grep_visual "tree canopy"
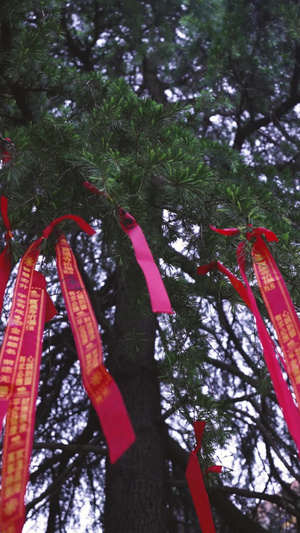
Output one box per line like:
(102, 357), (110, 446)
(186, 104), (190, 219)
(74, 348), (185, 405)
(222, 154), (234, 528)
(1, 0), (300, 531)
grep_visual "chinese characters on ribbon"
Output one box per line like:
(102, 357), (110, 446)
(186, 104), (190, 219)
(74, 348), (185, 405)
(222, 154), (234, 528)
(198, 226), (300, 456)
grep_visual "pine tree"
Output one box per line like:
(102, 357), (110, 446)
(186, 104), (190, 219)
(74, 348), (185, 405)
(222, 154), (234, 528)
(0, 1), (300, 531)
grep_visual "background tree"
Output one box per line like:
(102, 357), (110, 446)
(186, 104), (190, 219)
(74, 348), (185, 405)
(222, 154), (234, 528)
(1, 0), (300, 531)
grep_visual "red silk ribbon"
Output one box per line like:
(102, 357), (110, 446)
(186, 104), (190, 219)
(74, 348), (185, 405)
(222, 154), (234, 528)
(0, 212), (135, 531)
(186, 421), (221, 533)
(0, 214), (95, 531)
(83, 181), (172, 313)
(119, 208), (172, 313)
(205, 465), (223, 474)
(0, 212), (95, 431)
(198, 226), (300, 455)
(0, 272), (56, 533)
(0, 214), (91, 424)
(251, 234), (300, 408)
(197, 261), (251, 308)
(83, 180), (107, 197)
(55, 233), (135, 463)
(2, 138), (12, 165)
(0, 196), (13, 311)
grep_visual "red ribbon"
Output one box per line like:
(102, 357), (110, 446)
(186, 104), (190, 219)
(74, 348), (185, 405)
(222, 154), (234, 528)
(2, 138), (12, 165)
(0, 196), (13, 311)
(83, 180), (106, 197)
(55, 233), (135, 463)
(199, 226), (300, 455)
(0, 211), (135, 530)
(0, 215), (94, 531)
(205, 465), (223, 474)
(0, 214), (93, 429)
(83, 181), (172, 313)
(119, 208), (172, 313)
(0, 272), (56, 533)
(197, 261), (251, 308)
(251, 234), (300, 407)
(186, 421), (221, 533)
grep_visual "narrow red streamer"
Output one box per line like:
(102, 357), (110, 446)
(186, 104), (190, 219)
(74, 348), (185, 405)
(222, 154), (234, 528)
(0, 196), (13, 311)
(186, 421), (221, 533)
(0, 272), (56, 533)
(83, 180), (172, 313)
(83, 180), (106, 197)
(197, 261), (251, 308)
(55, 233), (135, 462)
(119, 209), (172, 313)
(205, 465), (223, 474)
(1, 138), (12, 165)
(199, 226), (300, 455)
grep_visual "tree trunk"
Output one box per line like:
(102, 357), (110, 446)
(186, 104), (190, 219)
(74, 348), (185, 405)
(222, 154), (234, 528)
(104, 277), (167, 533)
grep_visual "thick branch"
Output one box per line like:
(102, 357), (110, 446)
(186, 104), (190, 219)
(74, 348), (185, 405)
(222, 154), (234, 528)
(233, 47), (300, 150)
(33, 442), (106, 455)
(60, 7), (95, 71)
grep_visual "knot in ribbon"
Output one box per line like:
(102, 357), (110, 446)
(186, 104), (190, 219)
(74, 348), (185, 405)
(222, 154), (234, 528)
(119, 209), (137, 230)
(210, 224), (278, 242)
(83, 181), (172, 314)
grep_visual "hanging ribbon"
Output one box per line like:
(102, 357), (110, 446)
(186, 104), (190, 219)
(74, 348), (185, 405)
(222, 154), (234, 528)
(0, 214), (94, 430)
(197, 261), (251, 308)
(0, 212), (136, 531)
(0, 212), (135, 531)
(1, 138), (12, 165)
(119, 208), (172, 313)
(186, 421), (222, 533)
(83, 180), (172, 313)
(0, 272), (56, 533)
(0, 215), (94, 532)
(198, 226), (300, 455)
(55, 233), (135, 463)
(251, 232), (300, 406)
(0, 196), (13, 311)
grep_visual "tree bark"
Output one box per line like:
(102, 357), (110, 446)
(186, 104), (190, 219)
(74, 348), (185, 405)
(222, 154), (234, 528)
(104, 276), (167, 532)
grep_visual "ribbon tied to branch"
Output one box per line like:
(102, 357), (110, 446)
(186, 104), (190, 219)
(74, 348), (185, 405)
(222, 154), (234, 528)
(83, 180), (172, 314)
(198, 225), (300, 456)
(0, 213), (135, 532)
(186, 421), (222, 533)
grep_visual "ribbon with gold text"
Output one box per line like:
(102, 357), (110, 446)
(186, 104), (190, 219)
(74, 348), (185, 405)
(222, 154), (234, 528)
(186, 421), (222, 533)
(0, 215), (93, 532)
(55, 233), (135, 463)
(83, 180), (172, 313)
(0, 271), (56, 533)
(0, 214), (94, 432)
(251, 230), (300, 408)
(198, 226), (300, 455)
(0, 196), (13, 311)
